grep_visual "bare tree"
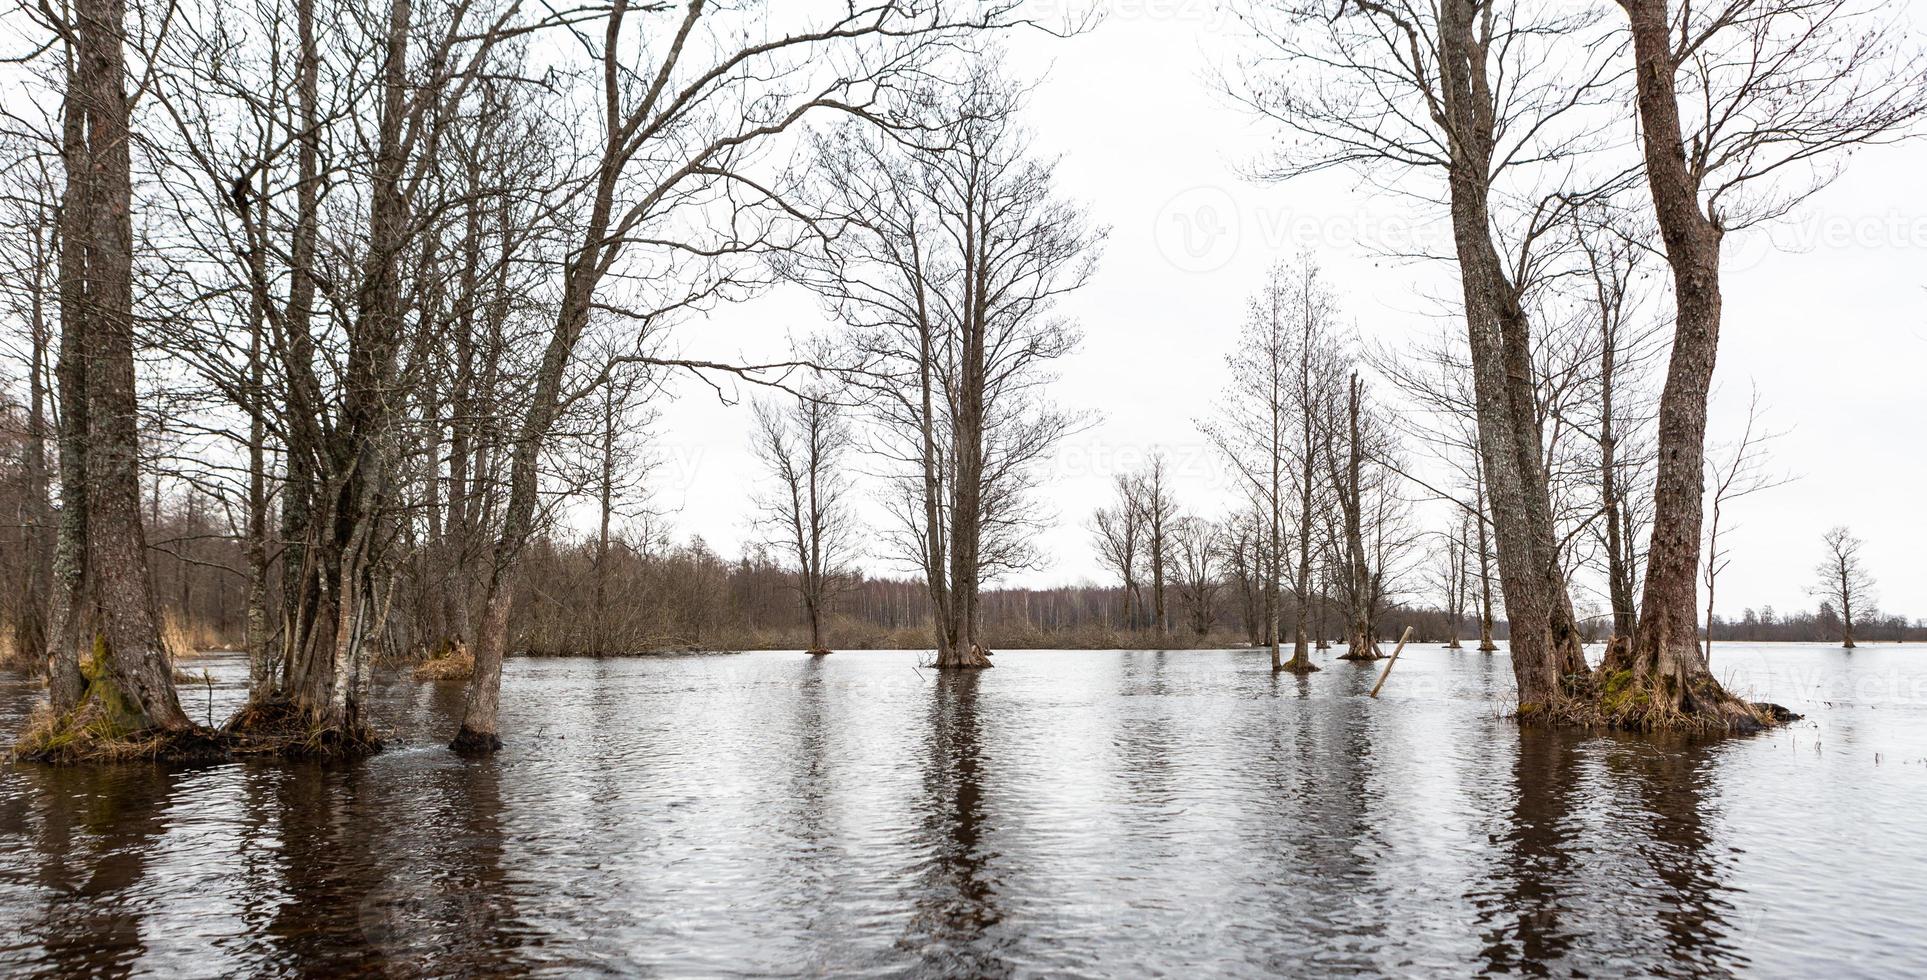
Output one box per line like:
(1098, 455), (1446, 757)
(1616, 0), (1926, 724)
(1201, 259), (1339, 673)
(1169, 515), (1223, 637)
(1566, 208), (1667, 654)
(1433, 524), (1468, 649)
(785, 58), (1100, 671)
(1130, 454), (1177, 634)
(1813, 526), (1875, 648)
(751, 390), (860, 655)
(1090, 476), (1145, 629)
(1327, 373), (1379, 660)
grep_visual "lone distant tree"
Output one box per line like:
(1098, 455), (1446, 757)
(1091, 476), (1146, 629)
(1813, 527), (1875, 649)
(1170, 515), (1224, 637)
(1130, 455), (1178, 634)
(752, 391), (860, 655)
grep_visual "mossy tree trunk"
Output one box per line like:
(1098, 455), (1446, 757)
(70, 0), (192, 732)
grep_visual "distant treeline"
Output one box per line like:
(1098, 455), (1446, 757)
(511, 533), (1481, 653)
(4, 467), (1909, 658)
(1708, 607), (1917, 645)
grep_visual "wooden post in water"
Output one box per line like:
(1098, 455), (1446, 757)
(1369, 627), (1415, 699)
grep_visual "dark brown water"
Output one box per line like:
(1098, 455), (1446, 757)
(3, 644), (1925, 977)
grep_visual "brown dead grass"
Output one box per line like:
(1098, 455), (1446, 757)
(161, 610), (223, 660)
(412, 642), (475, 682)
(12, 668), (229, 764)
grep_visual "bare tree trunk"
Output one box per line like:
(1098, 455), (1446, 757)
(1446, 521), (1467, 649)
(1266, 392), (1282, 671)
(275, 0), (324, 706)
(1617, 0), (1761, 728)
(245, 216), (272, 704)
(43, 82), (89, 711)
(73, 0), (192, 731)
(1437, 0), (1586, 711)
(453, 267), (585, 749)
(1338, 374), (1376, 660)
(938, 257), (992, 669)
(1287, 470), (1316, 670)
(916, 304), (954, 664)
(1599, 344), (1636, 647)
(1474, 478), (1498, 652)
(17, 236), (53, 667)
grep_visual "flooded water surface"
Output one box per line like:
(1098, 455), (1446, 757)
(4, 644), (1926, 977)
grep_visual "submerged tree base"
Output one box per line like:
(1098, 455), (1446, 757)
(1515, 669), (1801, 735)
(806, 648), (833, 656)
(224, 699), (385, 759)
(934, 644), (994, 669)
(450, 725), (503, 754)
(12, 699), (229, 765)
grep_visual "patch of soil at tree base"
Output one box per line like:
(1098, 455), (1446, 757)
(225, 700), (384, 759)
(806, 648), (833, 656)
(1335, 652), (1384, 661)
(1276, 659), (1321, 673)
(1516, 681), (1796, 736)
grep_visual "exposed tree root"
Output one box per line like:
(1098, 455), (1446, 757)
(934, 644), (994, 669)
(1276, 655), (1320, 673)
(224, 699), (384, 759)
(1513, 668), (1800, 735)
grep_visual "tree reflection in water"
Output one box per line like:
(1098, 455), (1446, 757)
(904, 670), (1008, 976)
(1473, 730), (1741, 977)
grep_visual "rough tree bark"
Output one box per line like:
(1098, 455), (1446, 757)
(1336, 374), (1377, 660)
(71, 0), (194, 732)
(43, 66), (91, 713)
(1614, 0), (1765, 729)
(1437, 0), (1588, 712)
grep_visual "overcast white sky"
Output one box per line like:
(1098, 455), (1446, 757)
(639, 3), (1927, 621)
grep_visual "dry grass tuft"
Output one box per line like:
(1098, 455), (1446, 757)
(412, 641), (475, 682)
(11, 701), (169, 763)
